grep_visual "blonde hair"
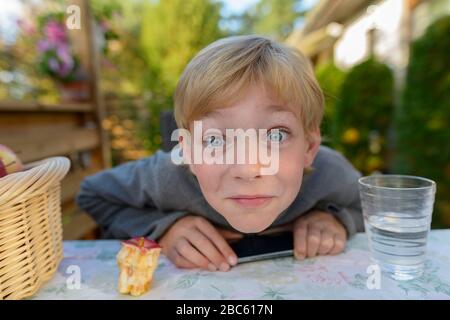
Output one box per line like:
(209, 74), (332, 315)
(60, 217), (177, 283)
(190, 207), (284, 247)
(174, 35), (324, 136)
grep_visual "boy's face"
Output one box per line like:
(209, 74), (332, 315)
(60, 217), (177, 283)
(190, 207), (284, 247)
(182, 83), (320, 233)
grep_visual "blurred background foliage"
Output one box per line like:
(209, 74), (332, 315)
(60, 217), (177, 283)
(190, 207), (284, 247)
(0, 0), (449, 227)
(88, 0), (304, 157)
(139, 0), (224, 155)
(394, 16), (450, 228)
(225, 0), (307, 40)
(0, 0), (305, 153)
(315, 62), (346, 147)
(333, 58), (394, 175)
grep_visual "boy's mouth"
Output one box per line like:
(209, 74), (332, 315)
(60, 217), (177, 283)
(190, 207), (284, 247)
(227, 195), (275, 208)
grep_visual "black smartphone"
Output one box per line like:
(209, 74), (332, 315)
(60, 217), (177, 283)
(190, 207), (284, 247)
(229, 231), (294, 264)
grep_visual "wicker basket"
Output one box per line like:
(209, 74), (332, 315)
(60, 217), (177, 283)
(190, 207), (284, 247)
(0, 156), (70, 300)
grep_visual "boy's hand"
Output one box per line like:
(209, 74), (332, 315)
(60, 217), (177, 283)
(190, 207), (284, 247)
(159, 215), (243, 272)
(292, 210), (347, 260)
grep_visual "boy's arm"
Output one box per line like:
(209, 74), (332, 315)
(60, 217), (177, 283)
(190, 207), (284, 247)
(312, 179), (364, 238)
(76, 154), (190, 240)
(308, 147), (365, 238)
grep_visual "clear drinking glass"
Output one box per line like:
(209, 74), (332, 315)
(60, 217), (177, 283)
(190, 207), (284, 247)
(358, 175), (436, 281)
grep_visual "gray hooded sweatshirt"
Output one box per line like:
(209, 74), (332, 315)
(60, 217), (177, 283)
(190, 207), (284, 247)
(76, 145), (364, 240)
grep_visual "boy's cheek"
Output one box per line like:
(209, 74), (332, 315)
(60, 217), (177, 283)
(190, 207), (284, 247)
(190, 163), (215, 178)
(191, 164), (224, 194)
(278, 153), (304, 184)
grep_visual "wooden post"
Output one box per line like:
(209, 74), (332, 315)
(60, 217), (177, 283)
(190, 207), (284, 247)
(366, 27), (377, 58)
(69, 0), (111, 169)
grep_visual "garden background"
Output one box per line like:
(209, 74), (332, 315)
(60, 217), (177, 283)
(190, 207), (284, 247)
(0, 0), (449, 238)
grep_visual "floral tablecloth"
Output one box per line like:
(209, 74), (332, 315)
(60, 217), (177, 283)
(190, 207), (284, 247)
(30, 231), (450, 300)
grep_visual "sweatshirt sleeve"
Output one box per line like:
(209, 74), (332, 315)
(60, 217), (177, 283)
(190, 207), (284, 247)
(313, 180), (364, 238)
(75, 152), (191, 240)
(310, 147), (365, 238)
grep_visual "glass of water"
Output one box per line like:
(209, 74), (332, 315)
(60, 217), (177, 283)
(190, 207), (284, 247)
(358, 175), (436, 281)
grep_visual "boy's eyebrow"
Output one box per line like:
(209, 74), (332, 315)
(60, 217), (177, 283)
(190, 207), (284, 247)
(265, 104), (289, 112)
(204, 104), (290, 119)
(203, 109), (224, 118)
(266, 105), (298, 121)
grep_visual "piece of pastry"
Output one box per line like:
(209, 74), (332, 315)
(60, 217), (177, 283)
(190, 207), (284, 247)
(116, 237), (161, 296)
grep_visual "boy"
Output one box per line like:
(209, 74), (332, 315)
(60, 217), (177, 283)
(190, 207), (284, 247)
(76, 35), (364, 273)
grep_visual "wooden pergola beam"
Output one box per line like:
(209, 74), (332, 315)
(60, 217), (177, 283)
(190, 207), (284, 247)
(286, 0), (382, 57)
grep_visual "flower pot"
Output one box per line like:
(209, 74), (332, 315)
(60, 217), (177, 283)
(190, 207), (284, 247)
(58, 81), (90, 102)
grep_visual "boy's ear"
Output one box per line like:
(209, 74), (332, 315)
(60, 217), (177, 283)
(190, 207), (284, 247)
(304, 127), (321, 168)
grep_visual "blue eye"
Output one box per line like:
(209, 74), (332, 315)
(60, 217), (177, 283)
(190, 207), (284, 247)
(267, 129), (289, 143)
(203, 135), (224, 148)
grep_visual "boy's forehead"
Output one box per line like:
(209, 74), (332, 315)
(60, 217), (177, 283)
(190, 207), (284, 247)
(189, 82), (302, 129)
(204, 103), (294, 119)
(195, 103), (299, 132)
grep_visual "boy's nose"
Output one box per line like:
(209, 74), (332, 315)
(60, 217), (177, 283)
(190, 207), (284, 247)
(230, 163), (262, 181)
(229, 137), (269, 180)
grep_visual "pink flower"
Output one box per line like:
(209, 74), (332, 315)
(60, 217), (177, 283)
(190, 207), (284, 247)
(38, 17), (79, 80)
(56, 45), (72, 64)
(37, 39), (53, 53)
(58, 61), (72, 77)
(48, 58), (59, 73)
(17, 18), (36, 35)
(44, 20), (66, 44)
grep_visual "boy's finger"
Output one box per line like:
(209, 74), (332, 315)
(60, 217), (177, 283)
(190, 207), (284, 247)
(168, 249), (197, 269)
(318, 230), (334, 255)
(329, 234), (346, 255)
(195, 219), (238, 267)
(176, 238), (212, 270)
(189, 228), (228, 270)
(293, 222), (307, 260)
(306, 227), (321, 258)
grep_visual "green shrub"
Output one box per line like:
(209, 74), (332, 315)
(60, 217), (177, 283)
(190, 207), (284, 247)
(315, 62), (346, 147)
(394, 16), (450, 228)
(333, 58), (394, 174)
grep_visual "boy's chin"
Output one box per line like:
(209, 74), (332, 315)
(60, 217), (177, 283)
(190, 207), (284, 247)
(226, 216), (275, 234)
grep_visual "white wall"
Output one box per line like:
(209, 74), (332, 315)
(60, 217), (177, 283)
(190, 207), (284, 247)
(333, 0), (450, 71)
(334, 0), (404, 70)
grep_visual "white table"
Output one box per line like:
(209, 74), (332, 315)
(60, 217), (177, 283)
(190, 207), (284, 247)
(30, 231), (450, 300)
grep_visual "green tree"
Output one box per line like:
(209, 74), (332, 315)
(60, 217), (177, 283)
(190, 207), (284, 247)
(139, 0), (224, 152)
(394, 16), (450, 228)
(140, 0), (224, 95)
(333, 58), (394, 174)
(227, 0), (305, 41)
(92, 0), (149, 97)
(315, 62), (346, 147)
